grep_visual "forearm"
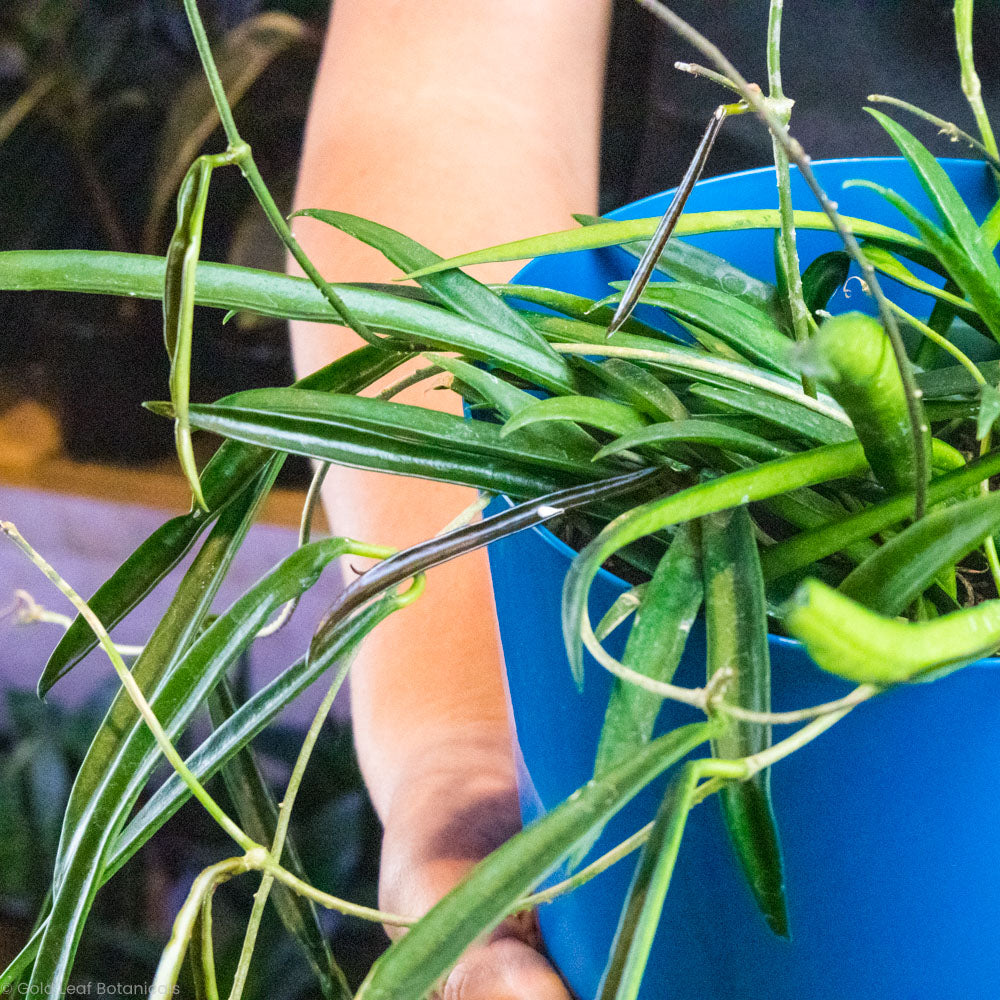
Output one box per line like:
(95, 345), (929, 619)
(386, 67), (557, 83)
(289, 0), (610, 848)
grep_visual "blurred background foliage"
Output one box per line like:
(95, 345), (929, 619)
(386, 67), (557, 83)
(0, 0), (329, 468)
(0, 2), (385, 989)
(0, 675), (384, 994)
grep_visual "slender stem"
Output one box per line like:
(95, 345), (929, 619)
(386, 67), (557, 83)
(180, 0), (375, 344)
(550, 343), (848, 422)
(377, 363), (445, 401)
(254, 461), (329, 639)
(888, 301), (985, 384)
(1, 523), (259, 854)
(867, 94), (1000, 170)
(152, 858), (246, 999)
(766, 0), (816, 397)
(264, 863), (414, 926)
(637, 0), (929, 519)
(182, 0), (241, 146)
(673, 62), (742, 96)
(714, 683), (878, 725)
(954, 0), (999, 161)
(743, 704), (850, 775)
(514, 822), (655, 910)
(200, 892), (220, 1000)
(227, 875), (272, 1000)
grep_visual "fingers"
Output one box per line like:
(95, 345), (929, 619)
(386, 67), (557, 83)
(440, 936), (572, 1000)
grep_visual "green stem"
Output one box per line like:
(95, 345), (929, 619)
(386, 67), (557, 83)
(637, 0), (929, 519)
(200, 891), (220, 1000)
(227, 875), (273, 1000)
(867, 93), (1000, 170)
(0, 522), (259, 854)
(180, 0), (375, 345)
(673, 61), (742, 95)
(766, 0), (816, 398)
(954, 0), (999, 161)
(152, 857), (247, 999)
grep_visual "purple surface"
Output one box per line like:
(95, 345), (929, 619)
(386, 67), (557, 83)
(0, 485), (348, 727)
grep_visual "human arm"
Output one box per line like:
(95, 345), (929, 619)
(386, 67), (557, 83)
(288, 3), (611, 996)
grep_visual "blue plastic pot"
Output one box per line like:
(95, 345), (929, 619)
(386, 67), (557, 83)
(486, 159), (1000, 999)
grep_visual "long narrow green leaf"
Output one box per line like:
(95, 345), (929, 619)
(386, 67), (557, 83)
(688, 385), (854, 445)
(866, 110), (990, 255)
(594, 420), (788, 464)
(429, 354), (599, 460)
(493, 283), (663, 338)
(33, 463), (281, 994)
(583, 359), (689, 422)
(17, 595), (410, 982)
(399, 211), (923, 279)
(154, 388), (622, 498)
(0, 249), (571, 393)
(562, 442), (870, 681)
(785, 579), (1000, 684)
(355, 722), (719, 1000)
(862, 244), (982, 322)
(42, 345), (404, 691)
(702, 506), (786, 937)
(575, 523), (703, 869)
(207, 680), (350, 1000)
(606, 282), (797, 377)
(847, 179), (1000, 342)
(916, 359), (1000, 398)
(293, 209), (569, 379)
(574, 212), (780, 317)
(762, 448), (1000, 581)
(109, 598), (402, 880)
(839, 490), (1000, 615)
(597, 764), (700, 1000)
(501, 395), (648, 440)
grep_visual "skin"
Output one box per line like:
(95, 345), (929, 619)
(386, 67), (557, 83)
(289, 2), (612, 997)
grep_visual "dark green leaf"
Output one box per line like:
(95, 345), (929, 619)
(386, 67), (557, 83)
(605, 282), (796, 377)
(688, 385), (854, 446)
(575, 523), (703, 868)
(597, 764), (700, 1000)
(702, 507), (786, 937)
(355, 722), (719, 1000)
(292, 210), (572, 392)
(801, 251), (850, 315)
(839, 490), (1000, 616)
(501, 395), (648, 440)
(208, 679), (350, 1000)
(977, 384), (1000, 439)
(594, 420), (788, 465)
(42, 345), (404, 691)
(158, 388), (620, 498)
(33, 463), (281, 995)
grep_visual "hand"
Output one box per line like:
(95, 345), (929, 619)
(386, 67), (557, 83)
(377, 733), (572, 1000)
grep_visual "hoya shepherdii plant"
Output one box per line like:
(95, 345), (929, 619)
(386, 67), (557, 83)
(3, 0), (1000, 998)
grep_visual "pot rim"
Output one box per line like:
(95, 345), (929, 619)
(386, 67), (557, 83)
(509, 153), (1000, 670)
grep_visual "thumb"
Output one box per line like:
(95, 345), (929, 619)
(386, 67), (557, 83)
(440, 935), (572, 1000)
